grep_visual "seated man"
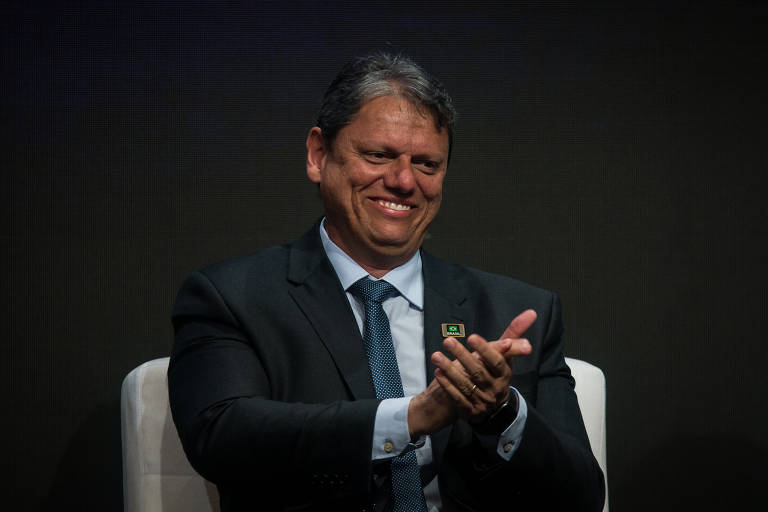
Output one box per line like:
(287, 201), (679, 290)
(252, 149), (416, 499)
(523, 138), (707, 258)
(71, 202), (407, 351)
(168, 52), (605, 511)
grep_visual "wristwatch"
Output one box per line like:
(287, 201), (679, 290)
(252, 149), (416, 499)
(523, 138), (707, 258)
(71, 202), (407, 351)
(473, 392), (519, 435)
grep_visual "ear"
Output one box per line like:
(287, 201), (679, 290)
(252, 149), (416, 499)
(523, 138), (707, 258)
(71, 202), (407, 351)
(306, 127), (327, 184)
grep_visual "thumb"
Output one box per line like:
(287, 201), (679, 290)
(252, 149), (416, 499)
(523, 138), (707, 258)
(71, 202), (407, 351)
(499, 309), (537, 340)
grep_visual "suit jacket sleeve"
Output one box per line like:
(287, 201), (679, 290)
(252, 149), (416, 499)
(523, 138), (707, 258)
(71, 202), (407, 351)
(168, 263), (380, 508)
(436, 281), (605, 511)
(507, 292), (605, 509)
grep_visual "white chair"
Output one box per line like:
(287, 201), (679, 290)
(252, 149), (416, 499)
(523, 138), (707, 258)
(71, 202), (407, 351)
(121, 357), (607, 512)
(565, 357), (609, 511)
(121, 358), (220, 512)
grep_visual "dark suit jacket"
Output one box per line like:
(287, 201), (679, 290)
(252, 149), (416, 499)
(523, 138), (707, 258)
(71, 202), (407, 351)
(168, 223), (605, 511)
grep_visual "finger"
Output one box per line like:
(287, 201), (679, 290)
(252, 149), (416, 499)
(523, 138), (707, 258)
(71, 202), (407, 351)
(433, 369), (474, 409)
(443, 336), (493, 387)
(487, 338), (532, 361)
(464, 338), (515, 405)
(483, 338), (511, 355)
(499, 309), (537, 340)
(500, 338), (533, 365)
(468, 335), (512, 378)
(434, 369), (495, 419)
(435, 368), (494, 414)
(431, 352), (494, 402)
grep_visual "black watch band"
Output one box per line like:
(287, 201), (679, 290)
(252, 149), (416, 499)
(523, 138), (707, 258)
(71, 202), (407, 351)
(473, 393), (519, 435)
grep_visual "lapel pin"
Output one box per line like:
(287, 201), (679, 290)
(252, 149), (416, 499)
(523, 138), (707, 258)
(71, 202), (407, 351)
(441, 323), (465, 338)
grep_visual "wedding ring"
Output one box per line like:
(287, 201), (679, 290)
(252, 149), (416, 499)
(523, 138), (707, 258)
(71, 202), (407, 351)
(469, 384), (478, 397)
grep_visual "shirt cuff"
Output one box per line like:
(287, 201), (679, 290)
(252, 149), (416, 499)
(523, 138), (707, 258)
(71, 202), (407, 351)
(371, 397), (415, 460)
(496, 387), (528, 460)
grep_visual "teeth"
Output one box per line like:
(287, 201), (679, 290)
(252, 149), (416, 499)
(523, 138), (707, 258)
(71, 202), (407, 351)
(378, 200), (412, 211)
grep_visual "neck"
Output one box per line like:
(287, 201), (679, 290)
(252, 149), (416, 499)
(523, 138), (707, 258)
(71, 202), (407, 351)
(348, 246), (415, 279)
(323, 222), (419, 279)
(360, 262), (396, 279)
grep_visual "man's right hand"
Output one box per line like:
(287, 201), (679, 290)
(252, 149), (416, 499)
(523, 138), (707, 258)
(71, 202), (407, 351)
(407, 376), (457, 438)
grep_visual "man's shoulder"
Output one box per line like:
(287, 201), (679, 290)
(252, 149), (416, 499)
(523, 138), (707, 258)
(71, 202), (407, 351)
(179, 245), (292, 303)
(198, 244), (290, 281)
(195, 224), (322, 287)
(465, 265), (551, 299)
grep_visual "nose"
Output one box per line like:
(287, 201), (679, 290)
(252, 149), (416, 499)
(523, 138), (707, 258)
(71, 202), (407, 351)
(383, 155), (416, 193)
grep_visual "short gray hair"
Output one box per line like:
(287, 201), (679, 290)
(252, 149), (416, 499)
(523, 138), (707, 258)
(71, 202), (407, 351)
(316, 53), (456, 159)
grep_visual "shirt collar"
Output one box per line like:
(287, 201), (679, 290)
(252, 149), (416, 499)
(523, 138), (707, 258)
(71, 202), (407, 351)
(319, 218), (424, 310)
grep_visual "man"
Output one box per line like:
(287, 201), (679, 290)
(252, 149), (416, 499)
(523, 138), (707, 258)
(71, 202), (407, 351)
(169, 53), (605, 511)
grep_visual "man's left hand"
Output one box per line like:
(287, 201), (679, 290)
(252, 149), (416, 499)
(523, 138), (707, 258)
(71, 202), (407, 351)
(431, 335), (527, 423)
(430, 310), (535, 423)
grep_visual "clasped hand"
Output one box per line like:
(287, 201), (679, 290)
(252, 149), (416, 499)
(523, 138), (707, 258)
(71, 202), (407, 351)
(408, 310), (536, 438)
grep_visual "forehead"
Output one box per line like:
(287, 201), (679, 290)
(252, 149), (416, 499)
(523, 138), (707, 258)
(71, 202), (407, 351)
(343, 95), (449, 151)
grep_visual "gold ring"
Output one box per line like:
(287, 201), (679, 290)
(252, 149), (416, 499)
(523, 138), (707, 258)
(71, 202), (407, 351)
(469, 384), (478, 397)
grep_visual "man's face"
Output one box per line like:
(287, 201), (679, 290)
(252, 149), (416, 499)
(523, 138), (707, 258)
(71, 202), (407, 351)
(306, 95), (449, 274)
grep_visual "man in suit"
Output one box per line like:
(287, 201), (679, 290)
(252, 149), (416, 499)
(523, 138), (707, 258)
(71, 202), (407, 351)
(169, 53), (605, 511)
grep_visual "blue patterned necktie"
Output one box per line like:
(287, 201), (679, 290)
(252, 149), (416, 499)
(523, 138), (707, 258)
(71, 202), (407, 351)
(348, 277), (428, 512)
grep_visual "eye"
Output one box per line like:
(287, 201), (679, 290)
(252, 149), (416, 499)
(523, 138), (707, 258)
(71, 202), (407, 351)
(365, 151), (390, 163)
(415, 160), (441, 174)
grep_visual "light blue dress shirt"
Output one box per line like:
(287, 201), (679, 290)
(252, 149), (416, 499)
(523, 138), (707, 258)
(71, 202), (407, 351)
(319, 219), (527, 510)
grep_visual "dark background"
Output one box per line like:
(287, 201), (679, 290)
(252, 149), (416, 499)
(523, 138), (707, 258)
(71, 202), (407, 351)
(4, 1), (767, 510)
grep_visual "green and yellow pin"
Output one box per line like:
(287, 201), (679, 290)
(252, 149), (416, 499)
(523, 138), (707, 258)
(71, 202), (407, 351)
(441, 323), (465, 338)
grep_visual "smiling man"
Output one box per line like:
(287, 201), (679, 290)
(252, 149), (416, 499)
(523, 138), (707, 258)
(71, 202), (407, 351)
(305, 94), (447, 277)
(169, 53), (605, 511)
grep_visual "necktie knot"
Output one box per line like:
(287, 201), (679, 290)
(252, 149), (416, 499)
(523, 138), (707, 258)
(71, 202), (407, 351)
(348, 277), (399, 304)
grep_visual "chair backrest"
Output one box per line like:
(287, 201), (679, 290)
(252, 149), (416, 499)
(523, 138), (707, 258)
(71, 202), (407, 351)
(121, 357), (607, 512)
(565, 356), (609, 511)
(121, 358), (219, 512)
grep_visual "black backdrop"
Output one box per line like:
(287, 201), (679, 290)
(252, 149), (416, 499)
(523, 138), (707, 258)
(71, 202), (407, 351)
(4, 2), (767, 510)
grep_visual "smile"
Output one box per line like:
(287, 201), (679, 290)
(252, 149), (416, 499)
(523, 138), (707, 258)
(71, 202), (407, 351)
(377, 200), (412, 211)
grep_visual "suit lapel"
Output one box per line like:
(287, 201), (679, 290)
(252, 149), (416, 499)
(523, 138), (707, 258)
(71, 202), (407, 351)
(286, 224), (377, 400)
(421, 250), (476, 468)
(421, 250), (475, 380)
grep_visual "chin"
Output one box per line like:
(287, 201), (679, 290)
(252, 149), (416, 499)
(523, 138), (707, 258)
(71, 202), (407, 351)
(369, 236), (421, 257)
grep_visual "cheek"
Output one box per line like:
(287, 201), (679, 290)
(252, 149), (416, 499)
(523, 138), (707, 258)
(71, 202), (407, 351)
(321, 166), (361, 199)
(418, 175), (445, 202)
(350, 165), (383, 188)
(333, 163), (379, 194)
